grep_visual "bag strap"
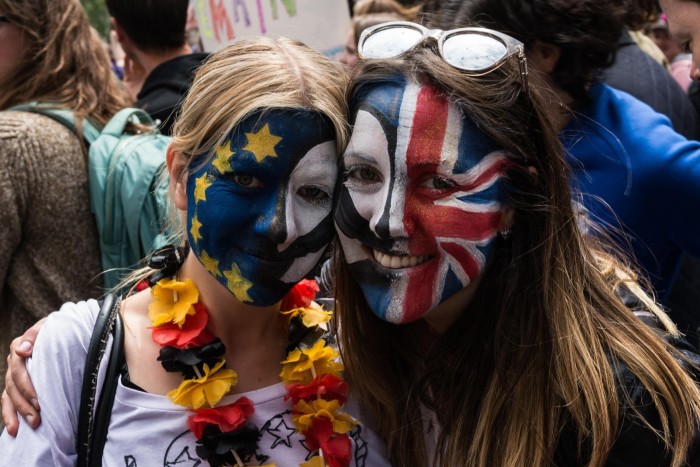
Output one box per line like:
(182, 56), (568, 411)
(76, 294), (125, 466)
(10, 103), (101, 144)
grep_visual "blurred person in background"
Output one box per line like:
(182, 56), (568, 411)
(0, 0), (130, 404)
(107, 0), (208, 135)
(649, 14), (694, 92)
(428, 0), (700, 345)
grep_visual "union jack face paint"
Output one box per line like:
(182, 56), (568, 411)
(336, 79), (509, 323)
(186, 109), (337, 306)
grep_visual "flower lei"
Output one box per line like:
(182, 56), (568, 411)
(148, 274), (356, 467)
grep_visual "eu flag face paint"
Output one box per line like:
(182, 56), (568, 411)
(336, 80), (509, 324)
(187, 109), (337, 306)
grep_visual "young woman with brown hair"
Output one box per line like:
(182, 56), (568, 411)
(0, 0), (130, 399)
(333, 21), (700, 466)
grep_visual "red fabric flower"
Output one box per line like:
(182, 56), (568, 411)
(187, 397), (255, 439)
(280, 279), (319, 311)
(135, 280), (150, 292)
(304, 418), (352, 467)
(285, 374), (348, 405)
(151, 302), (215, 349)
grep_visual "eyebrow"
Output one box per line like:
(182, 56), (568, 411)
(342, 152), (378, 164)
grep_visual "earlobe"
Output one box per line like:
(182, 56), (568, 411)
(166, 145), (188, 211)
(528, 41), (561, 75)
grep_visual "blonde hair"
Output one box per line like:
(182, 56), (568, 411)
(119, 36), (348, 289)
(352, 0), (421, 19)
(0, 0), (129, 126)
(335, 47), (700, 467)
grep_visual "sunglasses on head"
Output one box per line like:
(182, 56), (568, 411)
(357, 21), (529, 88)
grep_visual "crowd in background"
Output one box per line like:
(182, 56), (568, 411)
(2, 0), (700, 465)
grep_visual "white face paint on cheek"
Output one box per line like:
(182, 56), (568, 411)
(344, 110), (392, 233)
(279, 140), (337, 251)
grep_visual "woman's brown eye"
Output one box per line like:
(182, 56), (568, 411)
(422, 176), (456, 189)
(231, 173), (262, 187)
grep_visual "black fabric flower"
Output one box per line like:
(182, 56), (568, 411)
(158, 338), (225, 378)
(195, 424), (260, 466)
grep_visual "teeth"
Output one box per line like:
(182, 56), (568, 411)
(372, 249), (430, 269)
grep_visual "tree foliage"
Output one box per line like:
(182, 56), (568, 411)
(81, 0), (110, 37)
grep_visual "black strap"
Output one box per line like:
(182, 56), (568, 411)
(76, 294), (125, 466)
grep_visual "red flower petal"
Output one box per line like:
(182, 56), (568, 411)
(304, 418), (352, 467)
(151, 302), (214, 349)
(280, 279), (319, 311)
(285, 374), (348, 405)
(187, 397), (255, 439)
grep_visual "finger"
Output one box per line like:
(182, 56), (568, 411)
(3, 370), (40, 429)
(8, 342), (39, 412)
(13, 318), (46, 359)
(1, 390), (19, 436)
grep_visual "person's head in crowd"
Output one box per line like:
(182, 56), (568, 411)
(648, 15), (686, 63)
(107, 0), (189, 56)
(429, 0), (628, 112)
(339, 12), (406, 68)
(352, 0), (421, 17)
(0, 0), (129, 124)
(660, 0), (700, 81)
(334, 20), (700, 466)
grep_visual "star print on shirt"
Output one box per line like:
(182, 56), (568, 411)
(223, 262), (253, 303)
(265, 415), (297, 449)
(244, 123), (282, 162)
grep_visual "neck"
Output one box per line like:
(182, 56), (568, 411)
(178, 253), (288, 355)
(128, 43), (193, 76)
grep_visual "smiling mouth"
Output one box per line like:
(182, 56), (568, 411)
(372, 249), (431, 269)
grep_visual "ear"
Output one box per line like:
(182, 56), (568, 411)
(499, 206), (515, 230)
(527, 40), (561, 75)
(166, 144), (188, 212)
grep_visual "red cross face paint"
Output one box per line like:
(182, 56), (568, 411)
(335, 79), (510, 324)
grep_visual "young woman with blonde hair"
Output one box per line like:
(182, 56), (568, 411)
(333, 21), (700, 466)
(0, 35), (389, 466)
(0, 0), (130, 399)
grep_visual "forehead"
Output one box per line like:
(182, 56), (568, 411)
(349, 79), (502, 170)
(207, 108), (336, 173)
(662, 0), (700, 38)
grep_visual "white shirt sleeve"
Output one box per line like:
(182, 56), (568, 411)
(0, 299), (102, 466)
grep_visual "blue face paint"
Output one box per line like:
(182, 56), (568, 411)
(187, 109), (337, 306)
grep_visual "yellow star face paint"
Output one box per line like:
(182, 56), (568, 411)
(186, 109), (337, 306)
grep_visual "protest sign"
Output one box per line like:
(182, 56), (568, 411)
(191, 0), (350, 58)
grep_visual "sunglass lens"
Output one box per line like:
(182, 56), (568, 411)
(361, 26), (424, 59)
(442, 34), (508, 71)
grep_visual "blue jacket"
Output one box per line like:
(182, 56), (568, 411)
(561, 83), (700, 301)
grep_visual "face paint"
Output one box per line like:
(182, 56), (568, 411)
(336, 79), (509, 324)
(187, 109), (337, 306)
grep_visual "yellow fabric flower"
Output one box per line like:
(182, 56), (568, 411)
(301, 457), (325, 467)
(280, 339), (343, 385)
(167, 360), (237, 409)
(149, 278), (200, 327)
(292, 399), (357, 434)
(281, 302), (332, 328)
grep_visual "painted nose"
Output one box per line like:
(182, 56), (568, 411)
(371, 185), (407, 240)
(255, 192), (288, 245)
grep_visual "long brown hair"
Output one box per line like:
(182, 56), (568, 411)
(335, 45), (700, 466)
(0, 0), (129, 126)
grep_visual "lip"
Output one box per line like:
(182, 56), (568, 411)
(369, 247), (433, 270)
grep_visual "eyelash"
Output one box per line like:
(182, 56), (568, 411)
(298, 185), (331, 206)
(345, 165), (381, 184)
(421, 176), (457, 190)
(230, 173), (263, 188)
(681, 40), (692, 54)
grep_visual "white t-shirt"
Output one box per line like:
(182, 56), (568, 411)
(0, 300), (390, 467)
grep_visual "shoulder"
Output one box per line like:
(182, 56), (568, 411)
(0, 110), (79, 143)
